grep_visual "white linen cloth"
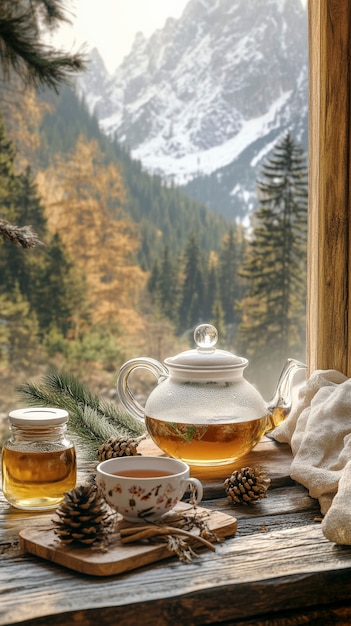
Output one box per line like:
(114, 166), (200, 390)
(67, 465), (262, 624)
(272, 368), (351, 544)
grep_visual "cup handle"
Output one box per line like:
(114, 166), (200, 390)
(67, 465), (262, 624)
(183, 477), (203, 508)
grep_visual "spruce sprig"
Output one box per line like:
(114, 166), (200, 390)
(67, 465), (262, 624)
(0, 219), (43, 248)
(16, 370), (146, 459)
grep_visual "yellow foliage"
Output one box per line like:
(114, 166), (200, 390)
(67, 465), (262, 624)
(37, 136), (146, 329)
(208, 250), (218, 268)
(0, 81), (49, 170)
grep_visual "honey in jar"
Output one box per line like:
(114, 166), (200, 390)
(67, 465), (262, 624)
(1, 407), (76, 510)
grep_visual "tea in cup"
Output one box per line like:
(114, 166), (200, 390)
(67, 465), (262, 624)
(96, 456), (203, 522)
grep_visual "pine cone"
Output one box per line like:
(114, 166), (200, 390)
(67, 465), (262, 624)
(53, 484), (115, 546)
(97, 436), (141, 461)
(224, 465), (271, 505)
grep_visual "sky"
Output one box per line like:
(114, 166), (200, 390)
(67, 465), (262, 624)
(49, 0), (190, 74)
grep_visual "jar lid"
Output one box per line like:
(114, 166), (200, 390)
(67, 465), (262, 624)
(8, 407), (69, 426)
(164, 324), (247, 382)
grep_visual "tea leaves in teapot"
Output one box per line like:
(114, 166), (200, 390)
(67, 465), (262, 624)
(168, 422), (208, 443)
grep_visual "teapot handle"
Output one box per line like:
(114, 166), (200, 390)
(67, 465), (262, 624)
(116, 357), (169, 423)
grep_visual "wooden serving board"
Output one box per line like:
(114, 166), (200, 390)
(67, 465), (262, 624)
(19, 505), (237, 577)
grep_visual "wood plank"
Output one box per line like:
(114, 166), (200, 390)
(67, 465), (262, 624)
(2, 524), (351, 626)
(206, 483), (321, 522)
(212, 604), (351, 626)
(10, 600), (351, 626)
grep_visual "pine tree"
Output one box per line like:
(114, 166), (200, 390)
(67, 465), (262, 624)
(17, 166), (46, 231)
(218, 226), (246, 326)
(178, 234), (206, 332)
(0, 285), (41, 366)
(204, 251), (219, 322)
(0, 160), (46, 295)
(148, 246), (180, 324)
(237, 132), (308, 391)
(31, 233), (89, 338)
(0, 119), (41, 291)
(211, 298), (226, 341)
(147, 259), (161, 299)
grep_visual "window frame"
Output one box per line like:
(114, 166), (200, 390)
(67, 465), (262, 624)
(307, 0), (351, 376)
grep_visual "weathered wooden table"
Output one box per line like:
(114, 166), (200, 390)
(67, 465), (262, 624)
(1, 437), (351, 626)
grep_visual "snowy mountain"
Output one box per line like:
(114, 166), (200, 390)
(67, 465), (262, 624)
(78, 0), (308, 220)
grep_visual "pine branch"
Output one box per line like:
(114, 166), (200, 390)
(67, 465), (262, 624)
(0, 8), (86, 90)
(16, 370), (146, 459)
(0, 219), (43, 248)
(119, 512), (220, 563)
(30, 1), (70, 27)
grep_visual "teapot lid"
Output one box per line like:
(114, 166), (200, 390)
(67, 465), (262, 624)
(164, 324), (247, 382)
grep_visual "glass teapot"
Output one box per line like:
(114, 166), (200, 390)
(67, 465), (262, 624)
(117, 324), (306, 466)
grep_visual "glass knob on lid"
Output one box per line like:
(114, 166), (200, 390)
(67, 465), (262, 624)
(194, 324), (218, 351)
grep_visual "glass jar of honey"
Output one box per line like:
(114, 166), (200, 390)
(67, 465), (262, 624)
(1, 407), (77, 510)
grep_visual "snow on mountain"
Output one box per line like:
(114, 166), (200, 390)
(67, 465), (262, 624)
(77, 0), (308, 220)
(131, 90), (294, 185)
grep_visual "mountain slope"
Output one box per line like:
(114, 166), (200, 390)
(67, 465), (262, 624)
(38, 85), (229, 269)
(78, 0), (308, 220)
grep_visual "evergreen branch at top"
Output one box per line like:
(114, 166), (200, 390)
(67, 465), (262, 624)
(16, 370), (146, 459)
(0, 6), (86, 91)
(0, 219), (43, 248)
(30, 0), (70, 27)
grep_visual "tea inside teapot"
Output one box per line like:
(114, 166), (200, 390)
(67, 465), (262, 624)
(144, 412), (269, 467)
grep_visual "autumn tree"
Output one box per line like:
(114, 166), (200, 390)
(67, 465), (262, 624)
(0, 82), (49, 171)
(38, 136), (146, 332)
(237, 132), (307, 392)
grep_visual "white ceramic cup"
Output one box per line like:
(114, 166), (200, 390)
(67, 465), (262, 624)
(96, 456), (203, 522)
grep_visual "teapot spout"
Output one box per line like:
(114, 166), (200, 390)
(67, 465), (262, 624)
(266, 358), (306, 432)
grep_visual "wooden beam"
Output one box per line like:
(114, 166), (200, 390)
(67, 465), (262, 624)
(307, 0), (351, 375)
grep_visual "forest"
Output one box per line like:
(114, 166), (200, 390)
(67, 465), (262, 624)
(0, 5), (308, 413)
